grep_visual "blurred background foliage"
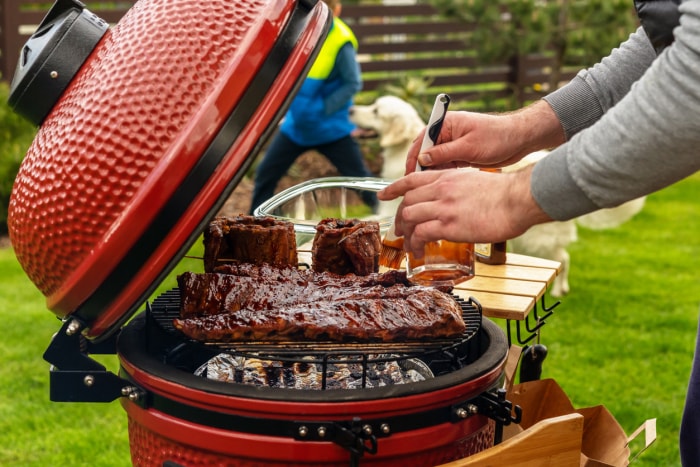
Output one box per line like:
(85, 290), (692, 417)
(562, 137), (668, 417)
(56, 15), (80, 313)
(0, 82), (36, 236)
(429, 0), (638, 91)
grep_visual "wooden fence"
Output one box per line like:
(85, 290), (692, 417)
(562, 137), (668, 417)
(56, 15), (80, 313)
(0, 1), (575, 108)
(341, 3), (574, 107)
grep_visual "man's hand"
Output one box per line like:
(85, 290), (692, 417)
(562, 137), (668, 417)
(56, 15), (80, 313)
(378, 166), (552, 256)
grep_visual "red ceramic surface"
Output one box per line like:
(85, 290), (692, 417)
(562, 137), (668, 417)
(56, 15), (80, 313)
(119, 356), (503, 465)
(8, 0), (328, 338)
(113, 275), (509, 465)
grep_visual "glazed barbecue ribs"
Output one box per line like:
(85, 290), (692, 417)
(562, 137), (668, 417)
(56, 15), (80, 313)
(174, 267), (465, 343)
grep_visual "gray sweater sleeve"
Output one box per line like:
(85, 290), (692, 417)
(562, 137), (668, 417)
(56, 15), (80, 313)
(543, 27), (656, 139)
(532, 1), (700, 220)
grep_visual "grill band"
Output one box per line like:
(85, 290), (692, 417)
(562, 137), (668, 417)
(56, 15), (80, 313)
(120, 368), (500, 440)
(117, 313), (509, 402)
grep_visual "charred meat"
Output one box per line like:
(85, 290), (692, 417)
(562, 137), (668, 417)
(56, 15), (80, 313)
(211, 263), (413, 288)
(174, 287), (465, 343)
(178, 267), (427, 319)
(203, 215), (297, 272)
(311, 218), (381, 275)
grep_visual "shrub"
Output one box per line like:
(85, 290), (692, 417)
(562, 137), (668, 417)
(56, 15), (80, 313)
(0, 82), (37, 235)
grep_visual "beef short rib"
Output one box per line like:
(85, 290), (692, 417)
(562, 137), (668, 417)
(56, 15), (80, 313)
(203, 215), (297, 272)
(311, 218), (381, 276)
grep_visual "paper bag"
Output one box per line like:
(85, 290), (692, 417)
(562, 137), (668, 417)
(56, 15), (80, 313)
(507, 378), (656, 466)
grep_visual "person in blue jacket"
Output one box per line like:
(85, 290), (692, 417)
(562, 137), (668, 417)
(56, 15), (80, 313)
(250, 0), (377, 213)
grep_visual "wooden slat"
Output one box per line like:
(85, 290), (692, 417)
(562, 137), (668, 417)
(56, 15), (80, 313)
(7, 10), (45, 23)
(359, 56), (478, 73)
(360, 72), (513, 89)
(475, 262), (557, 285)
(451, 252), (560, 320)
(455, 276), (549, 299)
(452, 288), (535, 321)
(358, 39), (472, 55)
(343, 4), (438, 18)
(351, 21), (472, 37)
(438, 413), (584, 467)
(430, 70), (512, 85)
(504, 253), (563, 271)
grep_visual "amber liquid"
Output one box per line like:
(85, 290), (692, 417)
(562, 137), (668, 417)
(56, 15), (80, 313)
(406, 240), (475, 286)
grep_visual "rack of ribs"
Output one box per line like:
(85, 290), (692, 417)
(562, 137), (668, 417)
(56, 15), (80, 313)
(174, 265), (464, 343)
(211, 263), (412, 288)
(178, 268), (441, 319)
(173, 286), (465, 343)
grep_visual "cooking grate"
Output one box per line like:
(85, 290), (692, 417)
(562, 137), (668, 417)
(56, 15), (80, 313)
(148, 288), (482, 366)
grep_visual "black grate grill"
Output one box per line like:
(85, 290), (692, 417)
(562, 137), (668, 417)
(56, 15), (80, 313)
(145, 288), (484, 387)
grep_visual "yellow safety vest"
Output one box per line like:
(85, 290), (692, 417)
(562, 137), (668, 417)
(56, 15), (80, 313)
(306, 17), (358, 80)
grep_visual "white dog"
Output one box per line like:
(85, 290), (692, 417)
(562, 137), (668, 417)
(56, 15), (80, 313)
(351, 96), (646, 297)
(350, 95), (425, 180)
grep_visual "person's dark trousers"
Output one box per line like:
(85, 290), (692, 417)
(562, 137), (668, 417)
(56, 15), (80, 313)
(250, 132), (377, 214)
(681, 310), (700, 466)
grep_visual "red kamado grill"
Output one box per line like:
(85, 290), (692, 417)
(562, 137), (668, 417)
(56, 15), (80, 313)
(6, 0), (519, 465)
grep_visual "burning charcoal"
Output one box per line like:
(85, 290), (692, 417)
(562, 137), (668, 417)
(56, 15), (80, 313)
(198, 354), (433, 390)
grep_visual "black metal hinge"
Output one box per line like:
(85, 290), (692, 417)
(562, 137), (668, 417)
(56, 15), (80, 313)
(293, 417), (381, 466)
(43, 318), (142, 403)
(451, 388), (522, 444)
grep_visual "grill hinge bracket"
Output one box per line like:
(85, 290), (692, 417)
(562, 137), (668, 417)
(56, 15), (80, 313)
(452, 388), (522, 444)
(43, 318), (134, 402)
(294, 417), (381, 464)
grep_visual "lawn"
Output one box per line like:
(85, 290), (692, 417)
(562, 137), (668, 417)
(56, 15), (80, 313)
(0, 172), (698, 466)
(0, 252), (131, 465)
(541, 172), (700, 466)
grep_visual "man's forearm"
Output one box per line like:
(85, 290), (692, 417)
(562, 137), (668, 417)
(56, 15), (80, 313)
(507, 163), (554, 233)
(507, 99), (567, 156)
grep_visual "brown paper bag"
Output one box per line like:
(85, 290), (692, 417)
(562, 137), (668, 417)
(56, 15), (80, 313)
(507, 378), (656, 466)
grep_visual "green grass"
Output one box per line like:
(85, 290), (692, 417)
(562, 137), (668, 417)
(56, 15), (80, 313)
(540, 172), (700, 466)
(0, 173), (698, 465)
(0, 249), (130, 466)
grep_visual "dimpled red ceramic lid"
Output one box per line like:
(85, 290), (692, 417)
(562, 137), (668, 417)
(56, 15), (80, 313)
(8, 0), (329, 339)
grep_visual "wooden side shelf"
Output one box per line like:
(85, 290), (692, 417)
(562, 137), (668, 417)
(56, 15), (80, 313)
(455, 253), (562, 321)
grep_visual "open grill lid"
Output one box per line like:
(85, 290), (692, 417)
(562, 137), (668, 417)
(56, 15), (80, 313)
(7, 0), (330, 340)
